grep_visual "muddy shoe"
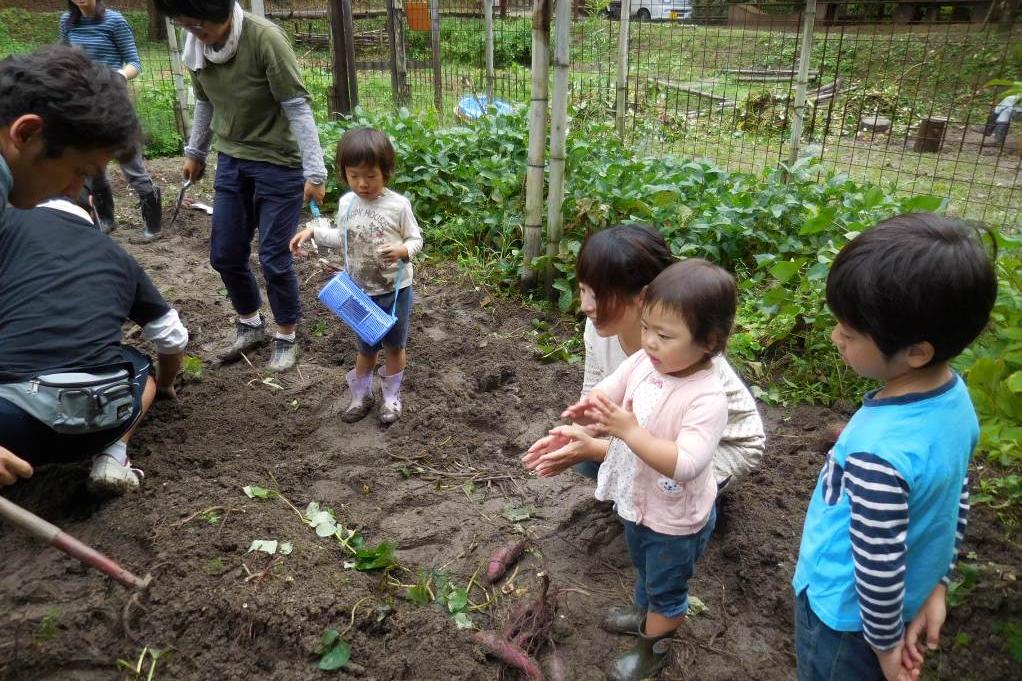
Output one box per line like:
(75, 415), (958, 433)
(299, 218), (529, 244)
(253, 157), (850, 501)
(267, 337), (298, 372)
(602, 606), (645, 636)
(87, 455), (143, 495)
(220, 319), (267, 362)
(607, 630), (672, 681)
(342, 369), (374, 423)
(378, 368), (404, 425)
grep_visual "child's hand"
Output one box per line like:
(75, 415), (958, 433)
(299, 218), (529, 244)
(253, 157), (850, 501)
(377, 243), (409, 264)
(290, 228), (315, 257)
(585, 391), (639, 441)
(561, 392), (601, 426)
(902, 584), (947, 672)
(522, 424), (605, 478)
(875, 643), (918, 681)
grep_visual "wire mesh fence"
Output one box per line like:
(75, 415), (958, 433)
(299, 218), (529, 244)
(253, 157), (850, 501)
(1, 0), (1018, 226)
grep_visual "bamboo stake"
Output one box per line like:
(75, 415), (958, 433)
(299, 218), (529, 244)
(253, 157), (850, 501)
(786, 0), (817, 173)
(615, 0), (633, 139)
(484, 0), (495, 102)
(430, 0), (443, 120)
(544, 0), (571, 298)
(164, 19), (192, 140)
(520, 0), (550, 292)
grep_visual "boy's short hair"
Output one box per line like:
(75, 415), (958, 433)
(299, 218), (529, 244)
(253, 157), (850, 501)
(337, 128), (395, 182)
(577, 224), (676, 324)
(153, 0), (233, 22)
(0, 45), (140, 160)
(826, 212), (997, 364)
(644, 259), (737, 356)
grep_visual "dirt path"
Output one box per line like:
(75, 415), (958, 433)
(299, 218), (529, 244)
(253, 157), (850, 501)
(1, 158), (1017, 681)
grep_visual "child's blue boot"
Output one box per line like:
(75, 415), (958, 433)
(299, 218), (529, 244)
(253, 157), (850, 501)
(342, 369), (374, 423)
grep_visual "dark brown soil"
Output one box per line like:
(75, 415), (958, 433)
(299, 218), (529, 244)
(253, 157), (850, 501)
(0, 158), (1018, 681)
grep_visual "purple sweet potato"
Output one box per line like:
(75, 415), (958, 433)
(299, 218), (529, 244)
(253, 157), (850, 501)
(486, 539), (527, 583)
(473, 630), (545, 681)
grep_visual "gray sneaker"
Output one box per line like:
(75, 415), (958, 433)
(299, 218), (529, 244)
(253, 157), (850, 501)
(267, 337), (298, 372)
(220, 319), (267, 361)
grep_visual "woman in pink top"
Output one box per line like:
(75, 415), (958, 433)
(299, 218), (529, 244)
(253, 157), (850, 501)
(559, 259), (737, 681)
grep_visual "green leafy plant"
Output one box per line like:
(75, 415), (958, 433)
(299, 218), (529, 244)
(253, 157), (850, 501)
(34, 609), (60, 643)
(181, 355), (203, 381)
(317, 628), (351, 671)
(116, 646), (168, 681)
(310, 319), (329, 337)
(947, 562), (981, 608)
(995, 622), (1022, 663)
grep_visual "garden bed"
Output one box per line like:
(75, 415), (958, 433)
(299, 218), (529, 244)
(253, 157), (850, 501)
(0, 157), (1017, 680)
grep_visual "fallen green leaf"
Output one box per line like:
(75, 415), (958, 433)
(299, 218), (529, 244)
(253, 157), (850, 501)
(242, 485), (277, 500)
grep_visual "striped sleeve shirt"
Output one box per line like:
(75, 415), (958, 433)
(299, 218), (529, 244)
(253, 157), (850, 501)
(835, 452), (969, 650)
(60, 10), (142, 73)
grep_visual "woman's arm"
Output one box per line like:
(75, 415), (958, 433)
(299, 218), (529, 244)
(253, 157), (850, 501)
(110, 14), (142, 79)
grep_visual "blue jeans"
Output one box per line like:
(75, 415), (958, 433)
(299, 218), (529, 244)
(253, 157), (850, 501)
(0, 347), (151, 466)
(211, 154), (305, 326)
(354, 285), (414, 355)
(622, 507), (716, 619)
(794, 590), (884, 681)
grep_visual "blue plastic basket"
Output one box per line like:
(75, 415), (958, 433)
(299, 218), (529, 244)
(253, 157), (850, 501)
(318, 271), (396, 346)
(313, 196), (405, 346)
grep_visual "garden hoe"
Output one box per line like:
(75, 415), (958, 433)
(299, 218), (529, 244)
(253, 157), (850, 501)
(168, 179), (192, 229)
(0, 495), (151, 590)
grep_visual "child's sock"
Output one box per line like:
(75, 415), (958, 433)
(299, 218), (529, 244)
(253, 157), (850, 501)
(275, 331), (296, 343)
(239, 313), (262, 327)
(101, 440), (129, 465)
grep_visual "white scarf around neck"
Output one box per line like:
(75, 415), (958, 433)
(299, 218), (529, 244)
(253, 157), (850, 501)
(181, 2), (245, 71)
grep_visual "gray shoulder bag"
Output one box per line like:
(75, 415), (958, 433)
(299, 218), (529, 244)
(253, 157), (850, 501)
(0, 366), (135, 434)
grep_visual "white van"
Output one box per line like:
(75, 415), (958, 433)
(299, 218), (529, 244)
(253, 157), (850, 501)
(605, 0), (694, 21)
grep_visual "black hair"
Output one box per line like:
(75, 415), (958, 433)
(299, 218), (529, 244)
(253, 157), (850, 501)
(66, 0), (106, 26)
(153, 0), (233, 22)
(337, 127), (396, 182)
(826, 212), (997, 364)
(644, 259), (737, 356)
(0, 45), (140, 160)
(576, 224), (676, 324)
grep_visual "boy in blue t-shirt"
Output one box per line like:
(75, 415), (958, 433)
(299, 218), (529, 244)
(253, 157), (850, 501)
(792, 213), (997, 681)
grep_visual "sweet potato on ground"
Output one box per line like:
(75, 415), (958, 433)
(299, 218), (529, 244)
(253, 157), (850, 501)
(486, 539), (527, 583)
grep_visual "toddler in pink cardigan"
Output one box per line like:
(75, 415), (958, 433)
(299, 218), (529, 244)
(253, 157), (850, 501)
(561, 258), (737, 681)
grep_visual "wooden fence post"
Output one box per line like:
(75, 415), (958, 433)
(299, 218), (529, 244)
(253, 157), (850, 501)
(545, 0), (571, 298)
(328, 0), (355, 115)
(164, 19), (192, 142)
(520, 0), (551, 292)
(387, 0), (410, 106)
(786, 0), (817, 172)
(430, 0), (444, 119)
(615, 0), (632, 139)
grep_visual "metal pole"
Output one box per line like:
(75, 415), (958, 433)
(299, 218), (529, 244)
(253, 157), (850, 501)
(545, 0), (571, 298)
(787, 0), (817, 171)
(430, 0), (444, 120)
(484, 0), (495, 102)
(615, 0), (632, 139)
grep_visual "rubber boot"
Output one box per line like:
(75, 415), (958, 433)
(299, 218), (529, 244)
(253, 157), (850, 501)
(133, 186), (162, 243)
(342, 369), (374, 423)
(607, 626), (672, 681)
(601, 605), (645, 636)
(378, 368), (404, 425)
(91, 179), (117, 234)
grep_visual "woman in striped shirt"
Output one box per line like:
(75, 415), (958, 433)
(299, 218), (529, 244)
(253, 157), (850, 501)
(60, 0), (163, 241)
